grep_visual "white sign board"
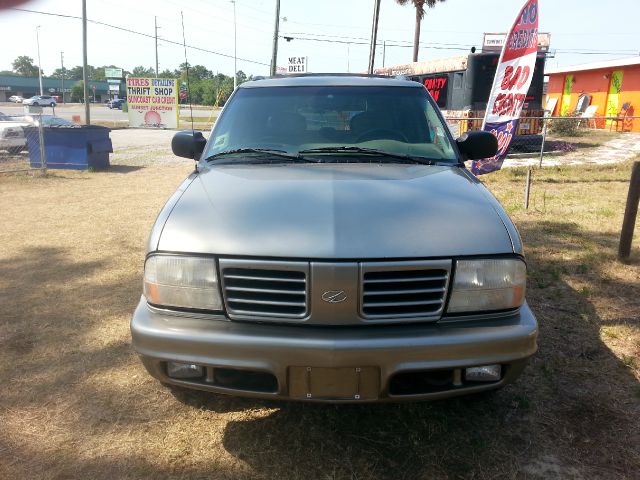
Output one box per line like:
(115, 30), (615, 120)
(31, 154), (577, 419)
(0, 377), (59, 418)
(105, 67), (123, 78)
(126, 77), (179, 129)
(482, 32), (550, 53)
(287, 56), (307, 74)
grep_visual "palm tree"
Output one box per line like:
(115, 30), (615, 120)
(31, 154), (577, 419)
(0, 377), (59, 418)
(396, 0), (446, 63)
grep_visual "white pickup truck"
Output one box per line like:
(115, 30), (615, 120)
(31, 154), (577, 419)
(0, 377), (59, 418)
(0, 113), (29, 154)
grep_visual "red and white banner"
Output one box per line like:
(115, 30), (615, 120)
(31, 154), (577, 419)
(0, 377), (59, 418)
(472, 0), (539, 175)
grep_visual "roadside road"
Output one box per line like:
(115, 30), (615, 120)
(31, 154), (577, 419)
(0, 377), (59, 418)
(0, 102), (218, 123)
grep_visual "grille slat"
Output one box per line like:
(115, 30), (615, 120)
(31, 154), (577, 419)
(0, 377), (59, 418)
(226, 286), (304, 295)
(363, 299), (443, 307)
(364, 287), (445, 296)
(362, 267), (449, 319)
(226, 297), (307, 307)
(221, 264), (308, 319)
(224, 274), (305, 283)
(363, 275), (447, 284)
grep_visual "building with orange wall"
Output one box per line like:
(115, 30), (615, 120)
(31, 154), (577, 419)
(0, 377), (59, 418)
(545, 56), (640, 131)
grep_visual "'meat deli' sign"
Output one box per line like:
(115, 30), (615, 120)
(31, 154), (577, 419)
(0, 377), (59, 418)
(287, 57), (308, 74)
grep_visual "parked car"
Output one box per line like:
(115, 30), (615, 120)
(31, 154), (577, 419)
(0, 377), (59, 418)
(8, 95), (24, 103)
(107, 98), (126, 109)
(131, 74), (538, 402)
(0, 111), (29, 154)
(23, 95), (57, 107)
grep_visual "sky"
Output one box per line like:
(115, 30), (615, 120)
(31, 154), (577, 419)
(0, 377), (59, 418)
(0, 0), (639, 78)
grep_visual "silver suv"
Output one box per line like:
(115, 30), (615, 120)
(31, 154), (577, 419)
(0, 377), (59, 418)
(23, 95), (56, 107)
(131, 75), (538, 402)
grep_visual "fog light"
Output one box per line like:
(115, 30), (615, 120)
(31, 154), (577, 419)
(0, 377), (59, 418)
(167, 362), (203, 379)
(465, 364), (501, 382)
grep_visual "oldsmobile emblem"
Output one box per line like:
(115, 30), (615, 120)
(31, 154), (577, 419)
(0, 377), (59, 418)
(321, 290), (347, 303)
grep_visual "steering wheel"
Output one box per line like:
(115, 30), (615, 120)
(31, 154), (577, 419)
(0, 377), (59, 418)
(356, 128), (408, 143)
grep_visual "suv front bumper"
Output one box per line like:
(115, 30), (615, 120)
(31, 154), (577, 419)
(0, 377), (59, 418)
(131, 298), (538, 402)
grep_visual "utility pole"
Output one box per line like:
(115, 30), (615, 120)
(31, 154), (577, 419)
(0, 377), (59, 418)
(232, 0), (237, 89)
(36, 26), (43, 95)
(270, 0), (281, 76)
(82, 0), (90, 124)
(382, 40), (386, 68)
(347, 43), (350, 73)
(155, 16), (159, 77)
(367, 0), (381, 74)
(60, 51), (65, 104)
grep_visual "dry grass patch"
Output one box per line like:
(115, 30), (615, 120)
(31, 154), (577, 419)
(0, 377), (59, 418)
(0, 154), (638, 479)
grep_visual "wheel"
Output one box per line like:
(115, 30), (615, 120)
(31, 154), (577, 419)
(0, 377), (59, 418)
(356, 128), (409, 143)
(7, 147), (23, 154)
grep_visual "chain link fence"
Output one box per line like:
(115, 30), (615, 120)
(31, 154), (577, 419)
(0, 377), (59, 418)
(444, 114), (640, 167)
(0, 113), (46, 174)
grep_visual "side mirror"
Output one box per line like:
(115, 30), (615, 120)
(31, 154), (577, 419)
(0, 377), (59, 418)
(171, 130), (207, 160)
(456, 131), (498, 160)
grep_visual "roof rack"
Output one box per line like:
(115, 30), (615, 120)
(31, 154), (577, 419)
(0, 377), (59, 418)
(262, 72), (393, 80)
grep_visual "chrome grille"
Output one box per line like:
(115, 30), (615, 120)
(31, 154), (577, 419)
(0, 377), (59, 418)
(220, 260), (309, 320)
(360, 261), (451, 320)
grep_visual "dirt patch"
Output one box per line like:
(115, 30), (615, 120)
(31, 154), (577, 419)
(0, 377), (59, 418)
(0, 153), (638, 479)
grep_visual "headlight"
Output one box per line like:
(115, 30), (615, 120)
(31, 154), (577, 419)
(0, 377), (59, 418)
(447, 258), (526, 314)
(143, 255), (222, 311)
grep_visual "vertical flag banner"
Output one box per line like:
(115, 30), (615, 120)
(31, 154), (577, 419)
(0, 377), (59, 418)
(126, 77), (179, 129)
(472, 0), (539, 175)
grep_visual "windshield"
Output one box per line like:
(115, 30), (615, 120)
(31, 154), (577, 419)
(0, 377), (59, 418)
(203, 85), (458, 163)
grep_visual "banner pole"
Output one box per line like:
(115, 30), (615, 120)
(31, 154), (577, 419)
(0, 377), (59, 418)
(538, 113), (549, 168)
(524, 166), (532, 209)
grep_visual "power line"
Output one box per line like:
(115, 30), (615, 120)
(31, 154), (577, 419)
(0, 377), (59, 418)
(282, 31), (475, 48)
(10, 7), (270, 67)
(280, 34), (639, 57)
(280, 35), (472, 52)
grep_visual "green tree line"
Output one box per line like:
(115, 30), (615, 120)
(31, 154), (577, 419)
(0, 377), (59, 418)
(2, 56), (253, 106)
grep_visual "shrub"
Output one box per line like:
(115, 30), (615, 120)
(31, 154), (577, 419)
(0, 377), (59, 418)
(548, 113), (581, 137)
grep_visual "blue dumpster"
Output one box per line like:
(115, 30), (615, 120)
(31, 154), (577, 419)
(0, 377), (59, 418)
(25, 125), (113, 170)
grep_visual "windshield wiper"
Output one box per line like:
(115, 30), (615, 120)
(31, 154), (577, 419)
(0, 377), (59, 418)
(297, 146), (446, 165)
(203, 148), (317, 163)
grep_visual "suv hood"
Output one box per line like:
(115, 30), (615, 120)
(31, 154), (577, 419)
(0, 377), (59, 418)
(157, 163), (514, 258)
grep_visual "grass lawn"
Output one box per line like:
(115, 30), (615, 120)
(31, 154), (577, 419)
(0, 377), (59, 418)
(0, 157), (638, 479)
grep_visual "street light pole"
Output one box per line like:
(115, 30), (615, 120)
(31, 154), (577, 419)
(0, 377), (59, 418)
(60, 51), (65, 104)
(270, 0), (281, 76)
(155, 16), (159, 77)
(82, 0), (90, 124)
(232, 0), (237, 89)
(36, 26), (43, 96)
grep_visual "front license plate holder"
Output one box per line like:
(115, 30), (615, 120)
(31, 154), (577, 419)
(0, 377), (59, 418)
(288, 366), (380, 401)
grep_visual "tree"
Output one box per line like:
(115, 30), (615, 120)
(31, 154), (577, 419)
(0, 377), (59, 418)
(49, 67), (70, 80)
(189, 65), (213, 81)
(396, 0), (446, 62)
(67, 66), (84, 80)
(71, 81), (85, 102)
(236, 70), (248, 84)
(131, 66), (155, 77)
(93, 67), (106, 81)
(12, 55), (39, 76)
(158, 69), (175, 78)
